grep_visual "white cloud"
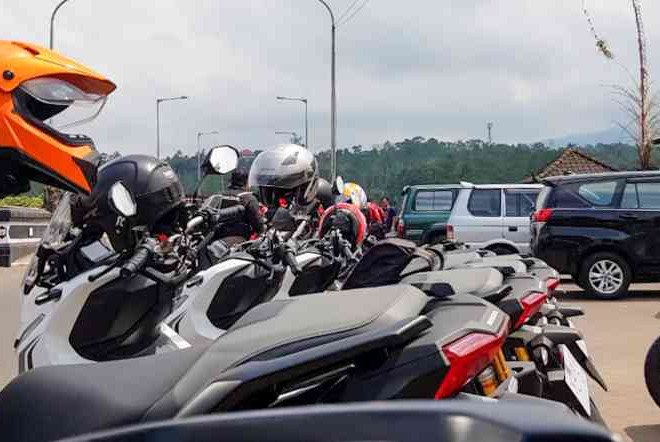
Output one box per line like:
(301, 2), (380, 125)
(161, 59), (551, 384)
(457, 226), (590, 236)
(2, 0), (660, 155)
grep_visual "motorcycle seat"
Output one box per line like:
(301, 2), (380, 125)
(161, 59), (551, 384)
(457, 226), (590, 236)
(0, 285), (428, 442)
(401, 268), (505, 298)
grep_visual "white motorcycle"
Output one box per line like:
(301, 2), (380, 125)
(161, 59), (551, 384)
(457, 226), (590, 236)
(15, 185), (192, 372)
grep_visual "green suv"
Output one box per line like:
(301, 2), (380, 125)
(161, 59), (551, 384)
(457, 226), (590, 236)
(396, 184), (461, 244)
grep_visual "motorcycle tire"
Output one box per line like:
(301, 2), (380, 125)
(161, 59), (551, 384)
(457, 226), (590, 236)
(644, 336), (660, 408)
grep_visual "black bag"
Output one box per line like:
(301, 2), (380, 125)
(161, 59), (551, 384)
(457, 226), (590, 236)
(343, 238), (438, 290)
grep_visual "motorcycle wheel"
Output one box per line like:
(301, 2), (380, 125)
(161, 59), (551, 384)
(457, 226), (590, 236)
(644, 336), (660, 407)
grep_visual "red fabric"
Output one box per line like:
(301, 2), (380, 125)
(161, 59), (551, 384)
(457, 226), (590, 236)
(367, 202), (384, 224)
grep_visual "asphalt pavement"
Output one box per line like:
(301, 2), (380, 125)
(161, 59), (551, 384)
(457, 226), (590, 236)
(0, 267), (659, 441)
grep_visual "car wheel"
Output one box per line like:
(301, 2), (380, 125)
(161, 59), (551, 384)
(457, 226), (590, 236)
(578, 252), (631, 299)
(644, 336), (660, 408)
(487, 244), (518, 256)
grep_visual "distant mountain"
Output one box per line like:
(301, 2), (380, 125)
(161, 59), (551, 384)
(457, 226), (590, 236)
(541, 127), (633, 148)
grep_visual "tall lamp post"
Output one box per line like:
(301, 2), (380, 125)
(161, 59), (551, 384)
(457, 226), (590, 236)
(196, 130), (220, 180)
(316, 0), (337, 180)
(156, 96), (188, 159)
(276, 96), (308, 148)
(49, 0), (71, 49)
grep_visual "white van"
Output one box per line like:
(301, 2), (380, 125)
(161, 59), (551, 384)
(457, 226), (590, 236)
(446, 182), (543, 254)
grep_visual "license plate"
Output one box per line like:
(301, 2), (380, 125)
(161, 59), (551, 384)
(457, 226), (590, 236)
(559, 344), (590, 416)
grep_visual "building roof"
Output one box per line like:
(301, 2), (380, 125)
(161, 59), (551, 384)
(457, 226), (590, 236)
(531, 148), (617, 181)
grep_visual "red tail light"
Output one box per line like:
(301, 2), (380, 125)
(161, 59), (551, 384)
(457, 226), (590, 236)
(546, 278), (559, 292)
(397, 219), (405, 237)
(446, 224), (455, 241)
(435, 321), (508, 399)
(278, 197), (288, 208)
(532, 208), (553, 222)
(513, 291), (547, 329)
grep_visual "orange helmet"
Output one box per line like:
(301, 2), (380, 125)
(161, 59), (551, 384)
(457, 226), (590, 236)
(0, 41), (116, 197)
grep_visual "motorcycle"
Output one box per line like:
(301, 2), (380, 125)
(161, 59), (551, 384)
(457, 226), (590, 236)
(14, 184), (195, 371)
(47, 401), (616, 442)
(644, 334), (660, 407)
(1, 282), (521, 441)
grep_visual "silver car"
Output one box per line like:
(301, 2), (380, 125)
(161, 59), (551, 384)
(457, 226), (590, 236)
(446, 182), (542, 254)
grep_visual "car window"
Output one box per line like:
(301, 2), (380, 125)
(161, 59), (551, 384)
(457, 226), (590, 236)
(505, 190), (538, 217)
(577, 181), (617, 206)
(413, 190), (454, 211)
(468, 189), (501, 217)
(637, 182), (660, 209)
(620, 183), (639, 209)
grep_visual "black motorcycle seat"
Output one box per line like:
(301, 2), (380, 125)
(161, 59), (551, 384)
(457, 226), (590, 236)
(401, 268), (504, 298)
(0, 285), (428, 442)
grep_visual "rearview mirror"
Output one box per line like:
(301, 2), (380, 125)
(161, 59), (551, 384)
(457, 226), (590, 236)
(108, 181), (137, 217)
(334, 176), (345, 195)
(203, 145), (239, 176)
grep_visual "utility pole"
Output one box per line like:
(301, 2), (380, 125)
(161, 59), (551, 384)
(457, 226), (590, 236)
(487, 122), (493, 145)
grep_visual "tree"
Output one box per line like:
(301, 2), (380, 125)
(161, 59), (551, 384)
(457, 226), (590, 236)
(583, 0), (660, 169)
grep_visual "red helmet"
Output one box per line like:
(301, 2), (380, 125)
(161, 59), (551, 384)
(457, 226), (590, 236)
(317, 202), (367, 248)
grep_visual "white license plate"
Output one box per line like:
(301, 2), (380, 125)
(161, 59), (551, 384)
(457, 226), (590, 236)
(560, 344), (590, 416)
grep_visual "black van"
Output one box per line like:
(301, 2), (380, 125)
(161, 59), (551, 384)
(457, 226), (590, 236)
(531, 171), (660, 299)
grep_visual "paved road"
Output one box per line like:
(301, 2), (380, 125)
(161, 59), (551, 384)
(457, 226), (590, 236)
(558, 284), (660, 442)
(0, 267), (21, 388)
(0, 267), (659, 440)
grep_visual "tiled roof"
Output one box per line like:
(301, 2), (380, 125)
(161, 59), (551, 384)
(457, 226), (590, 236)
(536, 148), (617, 179)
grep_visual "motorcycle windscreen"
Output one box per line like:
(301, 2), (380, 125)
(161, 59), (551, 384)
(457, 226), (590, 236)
(21, 192), (73, 294)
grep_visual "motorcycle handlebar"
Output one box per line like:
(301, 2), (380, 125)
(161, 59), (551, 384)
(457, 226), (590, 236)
(120, 240), (156, 278)
(212, 206), (245, 225)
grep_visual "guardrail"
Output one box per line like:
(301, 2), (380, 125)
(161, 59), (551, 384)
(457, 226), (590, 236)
(0, 207), (51, 267)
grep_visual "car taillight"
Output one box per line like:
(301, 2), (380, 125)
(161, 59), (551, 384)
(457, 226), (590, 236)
(512, 291), (547, 330)
(532, 208), (553, 223)
(397, 219), (405, 237)
(434, 321), (508, 399)
(446, 224), (455, 241)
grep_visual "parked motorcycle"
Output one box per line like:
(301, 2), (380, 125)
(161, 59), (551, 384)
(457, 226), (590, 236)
(1, 282), (519, 441)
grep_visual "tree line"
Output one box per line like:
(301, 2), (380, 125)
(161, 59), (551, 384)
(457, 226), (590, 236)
(165, 138), (650, 206)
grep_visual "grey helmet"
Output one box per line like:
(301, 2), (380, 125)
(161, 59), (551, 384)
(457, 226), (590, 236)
(248, 144), (319, 208)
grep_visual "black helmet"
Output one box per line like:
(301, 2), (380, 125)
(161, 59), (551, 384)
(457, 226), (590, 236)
(248, 144), (318, 208)
(316, 178), (334, 208)
(84, 154), (185, 251)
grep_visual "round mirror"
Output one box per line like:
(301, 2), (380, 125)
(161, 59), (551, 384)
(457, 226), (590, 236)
(208, 146), (239, 174)
(334, 176), (345, 195)
(109, 181), (137, 217)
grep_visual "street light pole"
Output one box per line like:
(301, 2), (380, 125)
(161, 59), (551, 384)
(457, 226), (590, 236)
(276, 96), (308, 148)
(275, 131), (299, 144)
(156, 96), (188, 159)
(316, 0), (337, 180)
(49, 0), (71, 49)
(196, 130), (220, 180)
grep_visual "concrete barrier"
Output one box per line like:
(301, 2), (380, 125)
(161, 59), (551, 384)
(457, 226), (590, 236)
(0, 207), (51, 267)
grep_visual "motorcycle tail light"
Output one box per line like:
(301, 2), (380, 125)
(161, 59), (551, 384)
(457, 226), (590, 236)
(513, 291), (547, 330)
(546, 277), (560, 292)
(435, 322), (508, 399)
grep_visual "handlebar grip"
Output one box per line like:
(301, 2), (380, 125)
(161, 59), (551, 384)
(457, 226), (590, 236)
(283, 249), (302, 276)
(120, 244), (153, 278)
(185, 215), (205, 234)
(213, 205), (245, 224)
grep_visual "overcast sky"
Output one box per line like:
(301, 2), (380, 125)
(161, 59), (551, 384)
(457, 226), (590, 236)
(3, 1), (660, 156)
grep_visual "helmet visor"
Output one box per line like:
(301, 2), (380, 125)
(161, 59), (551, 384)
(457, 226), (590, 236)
(19, 77), (107, 134)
